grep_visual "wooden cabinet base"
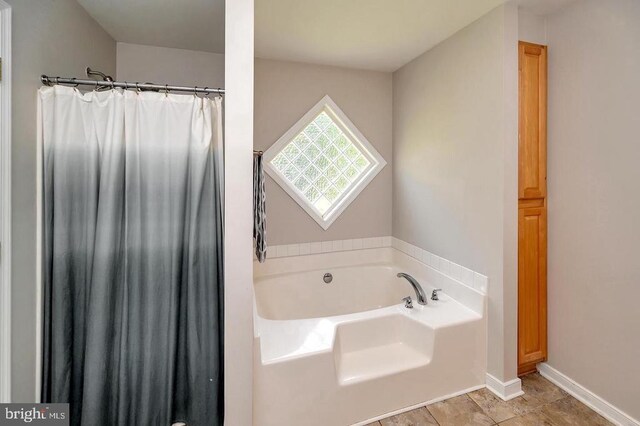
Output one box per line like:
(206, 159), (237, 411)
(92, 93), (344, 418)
(518, 359), (543, 377)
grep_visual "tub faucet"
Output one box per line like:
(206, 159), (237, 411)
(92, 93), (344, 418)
(397, 273), (428, 305)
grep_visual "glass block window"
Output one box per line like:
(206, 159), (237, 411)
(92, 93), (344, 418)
(263, 96), (386, 229)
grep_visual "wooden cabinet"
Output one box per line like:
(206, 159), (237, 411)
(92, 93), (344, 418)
(519, 42), (547, 199)
(518, 41), (547, 376)
(518, 201), (547, 373)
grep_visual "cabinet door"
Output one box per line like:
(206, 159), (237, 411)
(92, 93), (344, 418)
(519, 42), (547, 200)
(518, 204), (547, 371)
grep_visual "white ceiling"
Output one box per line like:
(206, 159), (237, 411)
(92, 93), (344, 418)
(516, 0), (580, 16)
(77, 0), (580, 71)
(77, 0), (225, 53)
(255, 0), (510, 72)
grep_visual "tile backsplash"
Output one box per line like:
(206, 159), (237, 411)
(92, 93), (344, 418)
(266, 236), (393, 259)
(259, 236), (488, 294)
(391, 237), (488, 294)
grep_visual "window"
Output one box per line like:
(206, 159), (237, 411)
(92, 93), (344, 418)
(264, 95), (386, 229)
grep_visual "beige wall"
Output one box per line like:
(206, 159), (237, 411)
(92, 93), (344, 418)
(392, 4), (519, 382)
(254, 58), (393, 245)
(546, 0), (640, 419)
(7, 0), (116, 401)
(116, 42), (224, 88)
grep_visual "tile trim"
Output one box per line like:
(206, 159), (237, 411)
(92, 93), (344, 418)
(391, 237), (488, 294)
(352, 384), (486, 426)
(264, 236), (392, 259)
(537, 363), (640, 426)
(485, 373), (524, 401)
(261, 236), (488, 295)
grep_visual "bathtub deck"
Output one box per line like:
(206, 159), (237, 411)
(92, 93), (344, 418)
(337, 341), (431, 385)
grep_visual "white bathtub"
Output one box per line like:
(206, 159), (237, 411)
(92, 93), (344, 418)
(253, 247), (487, 426)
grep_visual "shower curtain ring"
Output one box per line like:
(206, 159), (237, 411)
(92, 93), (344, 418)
(136, 83), (141, 93)
(110, 80), (115, 90)
(193, 86), (198, 97)
(165, 84), (169, 97)
(70, 78), (80, 93)
(203, 87), (209, 97)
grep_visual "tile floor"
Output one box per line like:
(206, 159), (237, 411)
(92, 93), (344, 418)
(366, 373), (612, 426)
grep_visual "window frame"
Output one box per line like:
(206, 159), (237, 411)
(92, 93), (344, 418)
(263, 95), (386, 230)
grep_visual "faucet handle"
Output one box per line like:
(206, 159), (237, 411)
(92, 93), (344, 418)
(402, 296), (413, 309)
(431, 289), (443, 301)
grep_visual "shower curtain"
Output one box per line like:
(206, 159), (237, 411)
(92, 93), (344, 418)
(39, 86), (224, 426)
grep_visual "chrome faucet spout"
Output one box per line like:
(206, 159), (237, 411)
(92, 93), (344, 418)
(397, 273), (428, 305)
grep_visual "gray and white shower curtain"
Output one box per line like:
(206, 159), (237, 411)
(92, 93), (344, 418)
(39, 86), (224, 426)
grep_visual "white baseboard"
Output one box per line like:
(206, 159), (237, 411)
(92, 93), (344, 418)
(485, 373), (524, 401)
(353, 384), (486, 426)
(537, 363), (639, 426)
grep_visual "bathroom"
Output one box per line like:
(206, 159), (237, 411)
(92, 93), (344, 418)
(1, 0), (639, 425)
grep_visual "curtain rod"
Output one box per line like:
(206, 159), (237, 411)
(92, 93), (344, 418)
(40, 75), (225, 96)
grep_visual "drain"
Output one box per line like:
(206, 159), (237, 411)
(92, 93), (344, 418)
(323, 273), (333, 283)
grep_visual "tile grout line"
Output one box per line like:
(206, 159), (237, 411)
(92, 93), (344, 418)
(427, 405), (442, 426)
(465, 391), (498, 424)
(472, 381), (564, 425)
(423, 401), (442, 426)
(518, 394), (610, 425)
(464, 392), (499, 425)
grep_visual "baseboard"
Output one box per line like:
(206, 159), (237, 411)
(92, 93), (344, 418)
(352, 384), (486, 426)
(485, 373), (524, 401)
(537, 363), (639, 426)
